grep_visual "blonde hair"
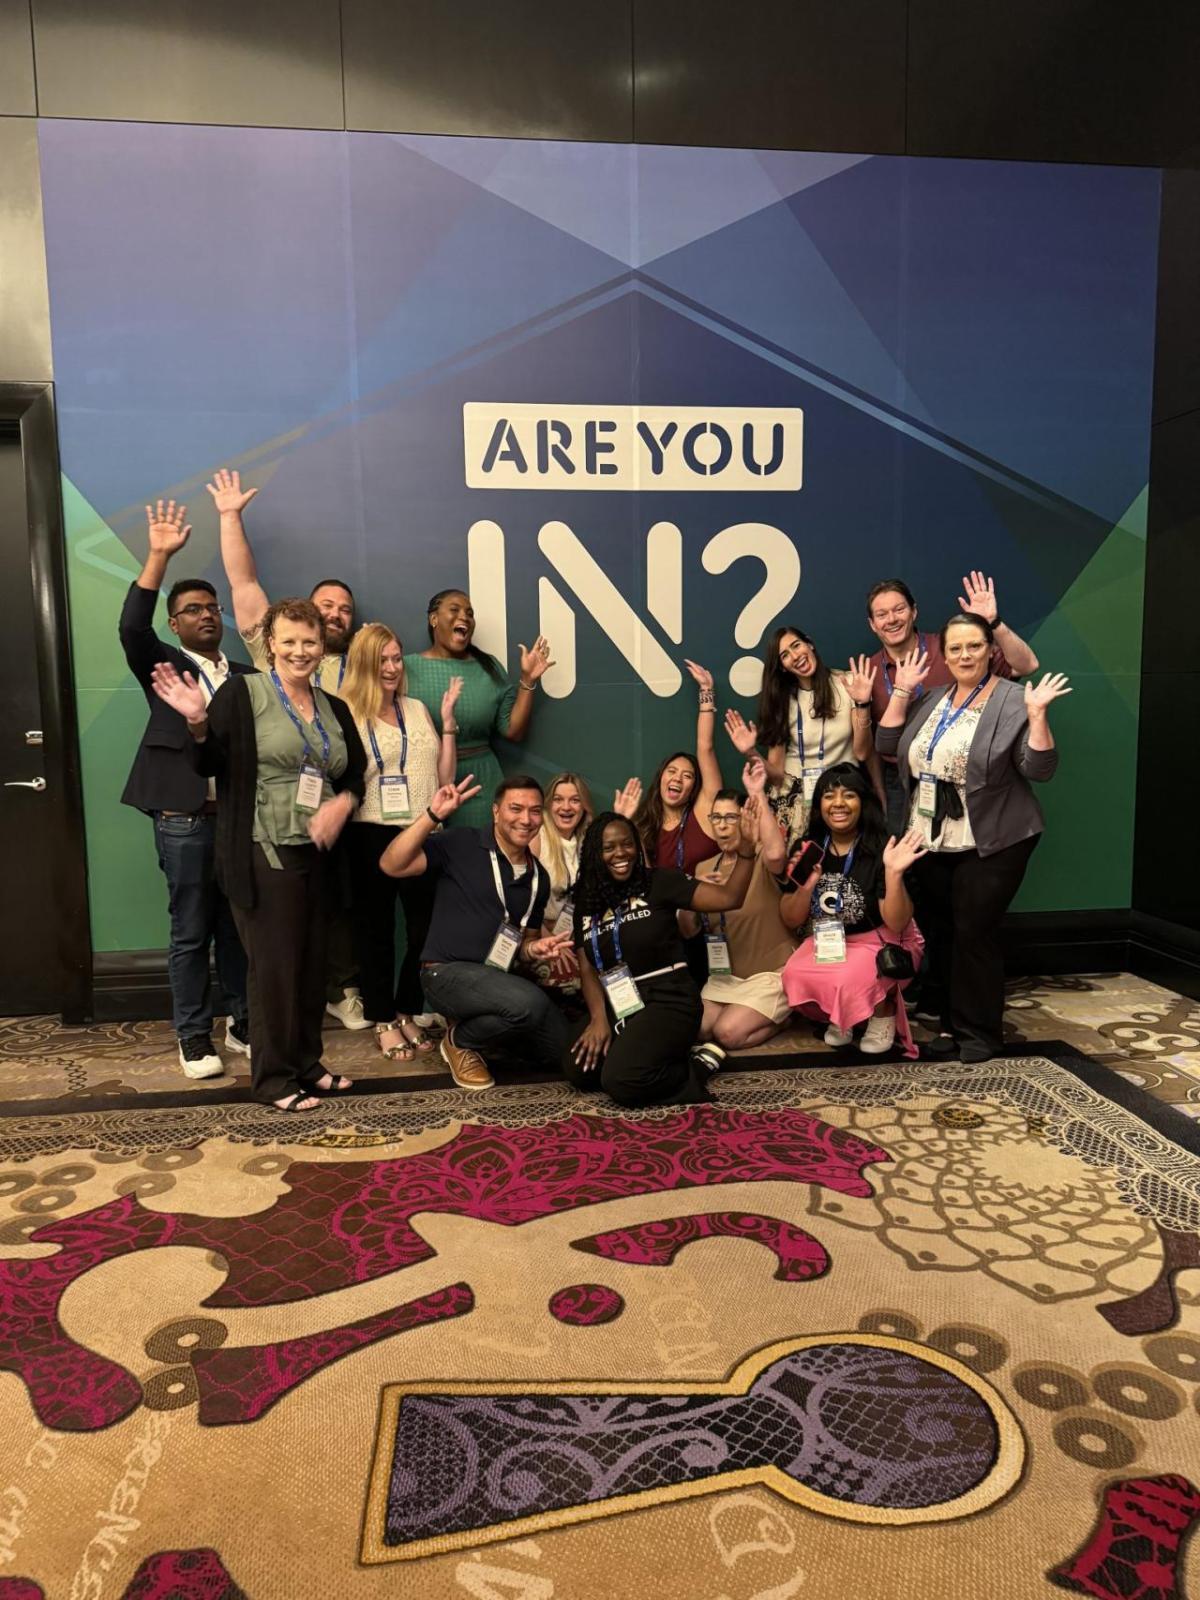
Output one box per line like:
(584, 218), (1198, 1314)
(538, 772), (595, 892)
(342, 622), (407, 728)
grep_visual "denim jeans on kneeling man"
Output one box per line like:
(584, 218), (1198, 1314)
(421, 961), (568, 1073)
(153, 812), (248, 1041)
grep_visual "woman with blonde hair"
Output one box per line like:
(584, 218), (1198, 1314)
(342, 622), (462, 1060)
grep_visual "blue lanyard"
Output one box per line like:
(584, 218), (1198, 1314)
(322, 654), (346, 691)
(925, 674), (991, 763)
(705, 911), (727, 937)
(673, 809), (691, 869)
(822, 833), (858, 915)
(366, 695), (407, 776)
(590, 905), (626, 973)
(796, 697), (826, 766)
(270, 670), (331, 770)
(883, 652), (925, 702)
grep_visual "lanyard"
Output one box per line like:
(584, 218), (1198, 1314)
(795, 696), (826, 766)
(366, 696), (407, 777)
(925, 674), (991, 763)
(321, 654), (346, 691)
(488, 847), (541, 931)
(590, 904), (627, 973)
(822, 833), (858, 915)
(183, 651), (222, 702)
(883, 643), (926, 702)
(671, 809), (691, 869)
(270, 670), (331, 770)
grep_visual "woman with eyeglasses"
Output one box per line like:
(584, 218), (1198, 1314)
(876, 613), (1071, 1062)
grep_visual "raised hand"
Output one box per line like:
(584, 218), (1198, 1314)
(150, 661), (206, 723)
(684, 659), (715, 696)
(894, 645), (932, 696)
(739, 793), (761, 850)
(570, 1016), (612, 1073)
(958, 570), (998, 624)
(205, 468), (259, 517)
(845, 653), (877, 704)
(613, 776), (642, 819)
(742, 754), (767, 797)
(785, 847), (821, 894)
(1024, 672), (1072, 715)
(724, 707), (759, 754)
(145, 499), (191, 558)
(883, 829), (928, 875)
(518, 635), (555, 683)
(440, 675), (464, 724)
(429, 773), (482, 820)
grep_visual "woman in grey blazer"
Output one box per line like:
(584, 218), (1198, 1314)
(875, 613), (1071, 1062)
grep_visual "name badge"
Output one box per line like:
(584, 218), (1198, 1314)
(917, 773), (938, 818)
(553, 898), (575, 938)
(601, 963), (645, 1020)
(295, 762), (324, 811)
(380, 774), (412, 823)
(813, 918), (847, 964)
(705, 934), (732, 976)
(801, 767), (823, 806)
(485, 918), (522, 971)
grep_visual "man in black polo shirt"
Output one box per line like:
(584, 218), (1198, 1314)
(381, 774), (573, 1090)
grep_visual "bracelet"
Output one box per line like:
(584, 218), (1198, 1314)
(443, 725), (458, 735)
(736, 850), (756, 861)
(698, 706), (716, 714)
(992, 616), (1005, 630)
(892, 687), (911, 698)
(698, 692), (715, 705)
(518, 680), (536, 692)
(425, 806), (442, 827)
(852, 700), (871, 710)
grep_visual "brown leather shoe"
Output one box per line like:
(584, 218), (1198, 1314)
(440, 1027), (495, 1091)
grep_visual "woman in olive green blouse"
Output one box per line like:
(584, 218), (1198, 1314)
(404, 588), (553, 829)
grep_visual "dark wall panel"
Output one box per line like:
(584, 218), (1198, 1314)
(32, 0), (344, 127)
(908, 0), (1200, 166)
(1141, 407), (1200, 678)
(1153, 168), (1200, 426)
(0, 118), (51, 381)
(343, 0), (632, 141)
(0, 0), (36, 115)
(633, 0), (905, 152)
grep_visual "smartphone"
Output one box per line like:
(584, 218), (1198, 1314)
(788, 840), (825, 882)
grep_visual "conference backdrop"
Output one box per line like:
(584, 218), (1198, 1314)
(36, 123), (1159, 952)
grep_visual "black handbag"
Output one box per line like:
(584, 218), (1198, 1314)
(876, 935), (915, 981)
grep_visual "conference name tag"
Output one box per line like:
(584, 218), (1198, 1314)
(553, 899), (575, 938)
(601, 963), (645, 1020)
(485, 919), (522, 972)
(813, 918), (847, 964)
(801, 767), (823, 806)
(706, 934), (732, 976)
(295, 763), (324, 811)
(380, 775), (412, 823)
(918, 773), (937, 818)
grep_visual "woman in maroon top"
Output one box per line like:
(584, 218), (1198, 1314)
(634, 660), (725, 874)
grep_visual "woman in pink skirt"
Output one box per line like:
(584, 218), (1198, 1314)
(780, 764), (926, 1057)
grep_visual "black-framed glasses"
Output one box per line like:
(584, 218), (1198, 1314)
(171, 602), (222, 619)
(708, 812), (742, 824)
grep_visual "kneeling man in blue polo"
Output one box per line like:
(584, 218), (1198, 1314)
(381, 773), (572, 1090)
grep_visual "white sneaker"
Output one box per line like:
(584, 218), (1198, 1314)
(859, 1015), (897, 1055)
(224, 1017), (251, 1058)
(413, 1012), (444, 1030)
(178, 1035), (224, 1079)
(823, 1024), (853, 1047)
(325, 989), (370, 1031)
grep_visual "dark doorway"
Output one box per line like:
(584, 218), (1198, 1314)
(0, 385), (91, 1019)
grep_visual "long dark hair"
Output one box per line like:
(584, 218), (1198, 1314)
(426, 589), (504, 681)
(803, 763), (889, 858)
(575, 812), (651, 922)
(633, 750), (697, 858)
(757, 625), (838, 746)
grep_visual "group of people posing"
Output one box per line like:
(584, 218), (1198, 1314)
(122, 469), (1071, 1113)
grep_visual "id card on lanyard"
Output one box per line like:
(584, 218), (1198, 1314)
(589, 907), (645, 1020)
(271, 671), (331, 813)
(813, 836), (856, 963)
(368, 698), (412, 823)
(705, 911), (731, 976)
(917, 677), (990, 818)
(484, 847), (542, 971)
(796, 700), (826, 806)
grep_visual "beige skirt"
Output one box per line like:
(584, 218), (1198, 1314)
(701, 970), (791, 1023)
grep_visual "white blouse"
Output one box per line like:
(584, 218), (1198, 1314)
(355, 695), (441, 826)
(907, 704), (982, 852)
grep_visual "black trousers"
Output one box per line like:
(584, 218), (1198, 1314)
(346, 823), (438, 1021)
(561, 970), (707, 1108)
(911, 834), (1038, 1054)
(231, 843), (331, 1103)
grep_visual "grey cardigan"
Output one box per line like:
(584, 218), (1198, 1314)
(875, 678), (1057, 857)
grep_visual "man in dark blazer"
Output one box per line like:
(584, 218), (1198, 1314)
(120, 497), (253, 1079)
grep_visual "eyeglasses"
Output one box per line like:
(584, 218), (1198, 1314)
(171, 602), (221, 619)
(708, 812), (742, 824)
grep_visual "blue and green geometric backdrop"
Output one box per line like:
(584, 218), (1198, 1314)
(36, 124), (1159, 951)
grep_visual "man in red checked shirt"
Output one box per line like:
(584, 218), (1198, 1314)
(863, 571), (1040, 835)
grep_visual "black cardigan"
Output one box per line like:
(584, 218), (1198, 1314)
(192, 674), (367, 909)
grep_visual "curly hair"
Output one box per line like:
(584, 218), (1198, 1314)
(260, 597), (325, 664)
(574, 812), (651, 923)
(757, 624), (838, 747)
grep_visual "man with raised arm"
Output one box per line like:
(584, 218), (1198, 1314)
(119, 499), (252, 1080)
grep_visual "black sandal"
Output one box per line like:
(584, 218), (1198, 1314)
(306, 1071), (354, 1096)
(273, 1090), (319, 1113)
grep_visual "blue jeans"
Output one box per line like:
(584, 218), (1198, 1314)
(153, 812), (248, 1040)
(420, 961), (568, 1073)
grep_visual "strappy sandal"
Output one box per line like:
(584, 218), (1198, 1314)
(374, 1022), (415, 1062)
(307, 1069), (354, 1094)
(395, 1015), (435, 1054)
(273, 1090), (319, 1113)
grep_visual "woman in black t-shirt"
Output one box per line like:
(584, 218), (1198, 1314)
(562, 808), (755, 1107)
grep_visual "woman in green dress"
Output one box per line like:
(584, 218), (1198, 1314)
(404, 589), (553, 829)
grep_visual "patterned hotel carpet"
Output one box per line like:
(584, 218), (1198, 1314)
(0, 978), (1198, 1599)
